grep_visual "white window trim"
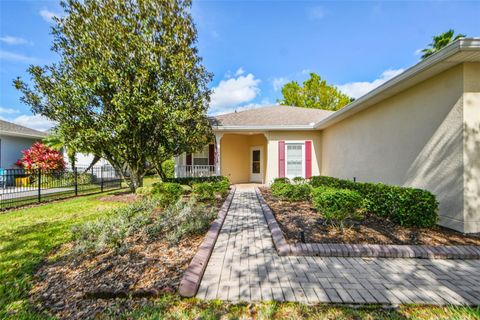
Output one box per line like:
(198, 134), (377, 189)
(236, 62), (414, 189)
(192, 145), (210, 166)
(285, 141), (305, 179)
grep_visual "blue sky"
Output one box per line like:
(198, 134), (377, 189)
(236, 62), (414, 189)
(1, 1), (479, 130)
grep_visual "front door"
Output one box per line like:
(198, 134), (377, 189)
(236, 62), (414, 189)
(250, 146), (262, 183)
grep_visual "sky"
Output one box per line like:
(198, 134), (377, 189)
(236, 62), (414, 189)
(1, 1), (479, 131)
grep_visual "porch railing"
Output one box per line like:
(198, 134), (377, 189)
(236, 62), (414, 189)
(174, 165), (216, 178)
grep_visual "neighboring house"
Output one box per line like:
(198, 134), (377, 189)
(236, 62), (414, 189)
(64, 152), (110, 169)
(0, 119), (48, 168)
(175, 38), (480, 233)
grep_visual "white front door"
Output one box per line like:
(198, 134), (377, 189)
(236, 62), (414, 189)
(250, 146), (262, 183)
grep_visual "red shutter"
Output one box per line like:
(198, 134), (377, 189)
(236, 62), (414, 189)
(186, 154), (192, 166)
(208, 144), (215, 165)
(278, 141), (285, 178)
(305, 141), (312, 178)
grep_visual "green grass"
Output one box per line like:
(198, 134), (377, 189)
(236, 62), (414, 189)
(1, 175), (479, 319)
(0, 192), (124, 319)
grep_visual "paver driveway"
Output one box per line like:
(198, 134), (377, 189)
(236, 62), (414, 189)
(197, 185), (480, 305)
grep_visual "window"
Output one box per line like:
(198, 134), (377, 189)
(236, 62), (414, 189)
(286, 143), (303, 178)
(252, 150), (260, 174)
(193, 145), (209, 166)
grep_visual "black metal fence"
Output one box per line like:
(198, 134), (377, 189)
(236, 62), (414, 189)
(0, 165), (123, 210)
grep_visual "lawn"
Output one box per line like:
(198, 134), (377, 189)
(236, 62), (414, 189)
(0, 175), (479, 319)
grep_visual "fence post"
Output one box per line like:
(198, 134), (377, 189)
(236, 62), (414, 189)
(37, 169), (41, 203)
(100, 166), (104, 192)
(74, 167), (78, 196)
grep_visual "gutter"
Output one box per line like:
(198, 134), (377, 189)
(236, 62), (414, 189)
(0, 131), (48, 139)
(212, 124), (315, 132)
(313, 38), (480, 130)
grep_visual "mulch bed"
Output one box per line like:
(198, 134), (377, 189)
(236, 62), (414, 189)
(260, 188), (480, 246)
(97, 190), (140, 203)
(29, 194), (226, 319)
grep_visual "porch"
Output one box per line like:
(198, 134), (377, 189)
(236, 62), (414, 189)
(174, 133), (268, 184)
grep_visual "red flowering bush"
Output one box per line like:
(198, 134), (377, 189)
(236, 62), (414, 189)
(16, 142), (65, 171)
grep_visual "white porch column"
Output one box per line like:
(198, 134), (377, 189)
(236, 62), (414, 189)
(214, 133), (223, 176)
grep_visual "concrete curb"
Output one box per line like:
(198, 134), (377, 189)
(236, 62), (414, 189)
(178, 186), (236, 297)
(255, 187), (480, 260)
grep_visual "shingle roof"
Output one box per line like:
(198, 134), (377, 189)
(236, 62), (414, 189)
(0, 119), (48, 138)
(210, 106), (334, 127)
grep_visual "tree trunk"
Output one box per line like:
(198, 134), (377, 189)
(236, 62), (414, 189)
(155, 164), (167, 181)
(83, 155), (101, 173)
(128, 169), (144, 192)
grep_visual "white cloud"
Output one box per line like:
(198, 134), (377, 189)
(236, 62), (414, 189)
(0, 107), (20, 114)
(234, 67), (244, 77)
(0, 50), (37, 63)
(39, 9), (61, 23)
(0, 36), (29, 45)
(307, 6), (326, 20)
(210, 72), (261, 114)
(336, 68), (405, 99)
(272, 77), (289, 91)
(12, 115), (56, 132)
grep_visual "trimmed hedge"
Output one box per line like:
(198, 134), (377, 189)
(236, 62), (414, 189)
(312, 186), (364, 227)
(192, 179), (231, 201)
(153, 182), (184, 207)
(166, 176), (228, 186)
(271, 181), (312, 201)
(308, 176), (438, 227)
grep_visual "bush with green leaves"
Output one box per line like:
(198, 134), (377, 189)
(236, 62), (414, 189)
(273, 177), (290, 184)
(211, 179), (230, 196)
(135, 186), (154, 197)
(292, 176), (305, 184)
(308, 175), (438, 227)
(151, 182), (184, 207)
(192, 182), (216, 201)
(271, 181), (312, 201)
(161, 159), (175, 180)
(167, 175), (228, 186)
(312, 186), (364, 228)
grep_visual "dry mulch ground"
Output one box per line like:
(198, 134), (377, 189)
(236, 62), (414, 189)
(97, 190), (140, 203)
(29, 194), (226, 319)
(260, 188), (480, 246)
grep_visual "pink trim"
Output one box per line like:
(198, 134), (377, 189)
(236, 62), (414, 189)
(305, 140), (312, 178)
(278, 141), (285, 178)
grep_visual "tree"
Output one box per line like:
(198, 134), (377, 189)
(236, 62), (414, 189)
(421, 30), (466, 59)
(16, 142), (65, 171)
(43, 128), (102, 171)
(279, 73), (352, 111)
(14, 0), (212, 191)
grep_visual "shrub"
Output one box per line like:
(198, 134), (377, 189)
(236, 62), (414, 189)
(271, 181), (312, 201)
(167, 176), (228, 186)
(154, 198), (217, 245)
(273, 177), (290, 184)
(72, 199), (159, 254)
(312, 187), (364, 228)
(360, 183), (438, 227)
(211, 179), (230, 196)
(16, 142), (65, 171)
(292, 176), (305, 184)
(135, 186), (154, 197)
(151, 182), (183, 207)
(161, 159), (175, 180)
(308, 175), (438, 227)
(192, 182), (216, 201)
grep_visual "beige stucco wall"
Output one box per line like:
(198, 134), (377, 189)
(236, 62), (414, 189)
(463, 63), (480, 233)
(321, 63), (475, 232)
(265, 131), (322, 183)
(220, 133), (267, 184)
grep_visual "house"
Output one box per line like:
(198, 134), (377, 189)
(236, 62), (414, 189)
(175, 38), (480, 233)
(0, 119), (48, 168)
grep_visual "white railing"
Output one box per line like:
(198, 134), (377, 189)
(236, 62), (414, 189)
(174, 165), (216, 178)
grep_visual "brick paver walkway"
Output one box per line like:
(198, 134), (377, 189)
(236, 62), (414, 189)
(197, 186), (480, 305)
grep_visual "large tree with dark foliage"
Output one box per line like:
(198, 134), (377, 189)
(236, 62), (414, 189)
(15, 0), (212, 190)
